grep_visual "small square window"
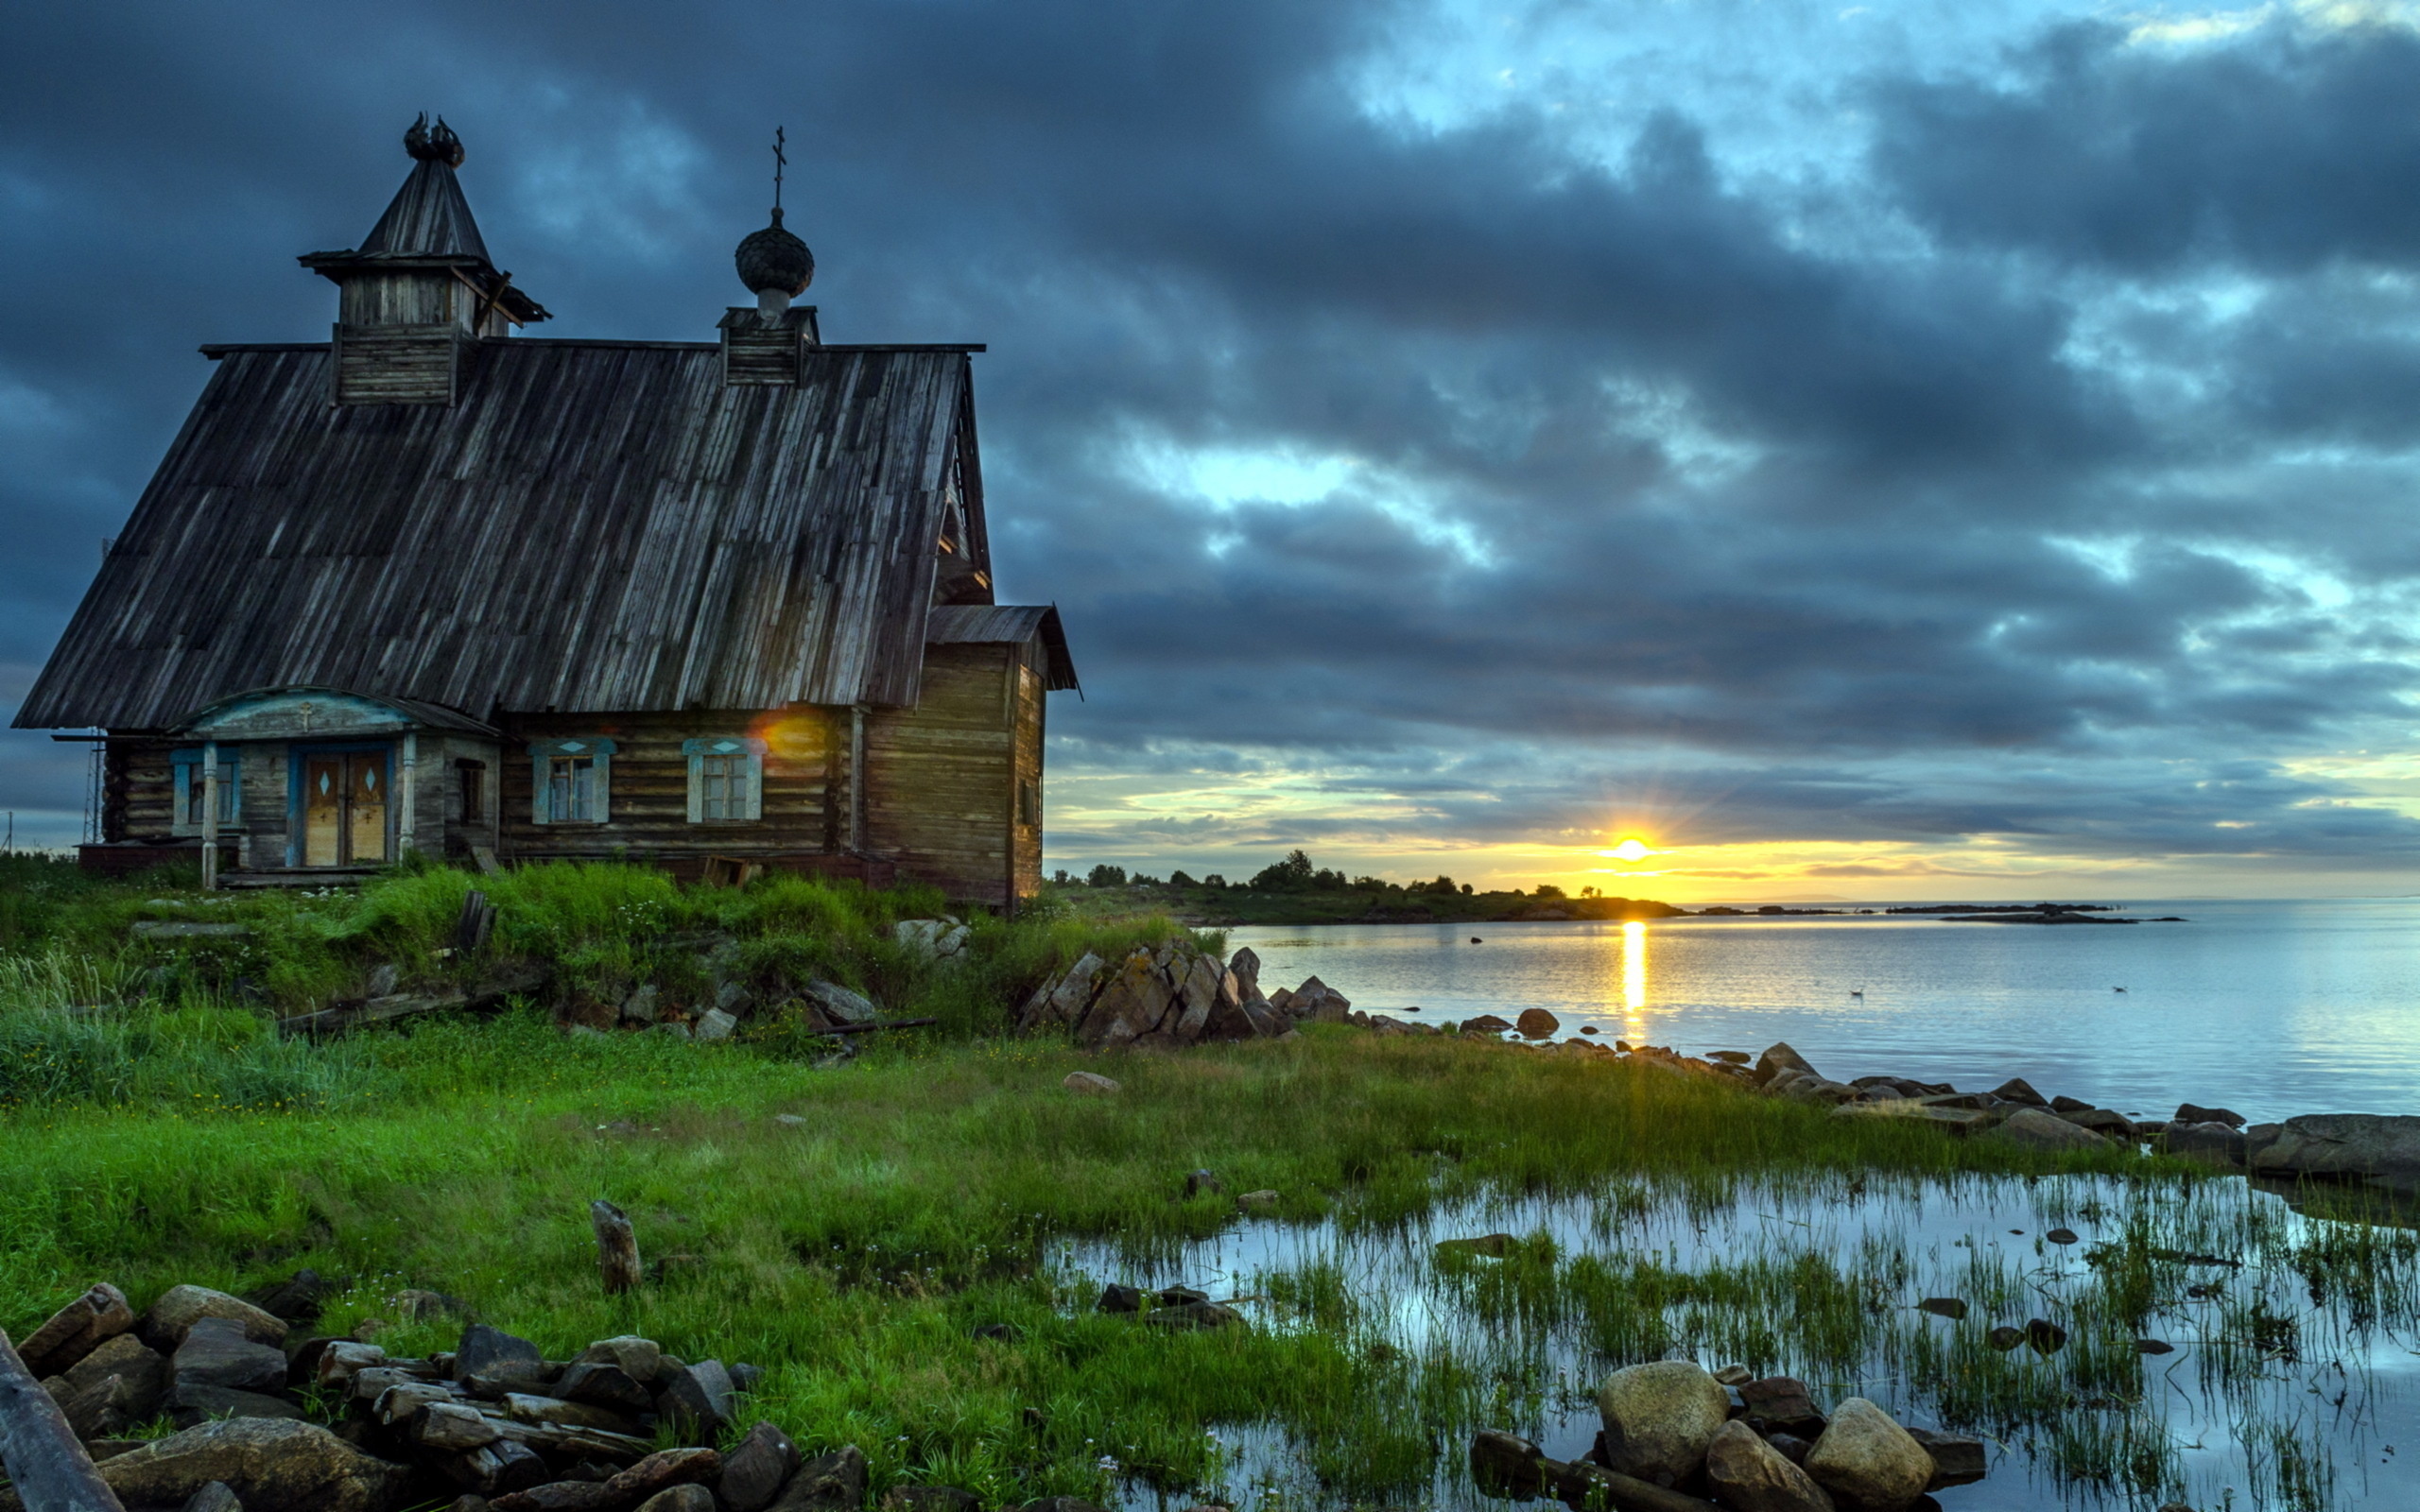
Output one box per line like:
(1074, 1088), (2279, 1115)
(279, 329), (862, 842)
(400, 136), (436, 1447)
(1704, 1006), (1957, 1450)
(683, 737), (765, 823)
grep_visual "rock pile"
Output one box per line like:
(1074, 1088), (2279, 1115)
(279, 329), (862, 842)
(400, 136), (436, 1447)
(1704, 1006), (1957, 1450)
(1473, 1360), (1985, 1512)
(1018, 944), (1381, 1049)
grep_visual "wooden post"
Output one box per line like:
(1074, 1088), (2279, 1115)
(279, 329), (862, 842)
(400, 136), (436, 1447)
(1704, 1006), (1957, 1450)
(399, 732), (418, 861)
(0, 1329), (127, 1512)
(591, 1199), (641, 1295)
(199, 740), (218, 891)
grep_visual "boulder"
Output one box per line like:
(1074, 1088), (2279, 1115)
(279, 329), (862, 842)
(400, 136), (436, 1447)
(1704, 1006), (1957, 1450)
(371, 1383), (455, 1428)
(2177, 1102), (2246, 1128)
(143, 1286), (287, 1352)
(1754, 1043), (1819, 1086)
(417, 1401), (506, 1452)
(893, 919), (971, 962)
(602, 1449), (722, 1504)
(1804, 1399), (1932, 1512)
(1915, 1298), (1966, 1321)
(1468, 1430), (1547, 1495)
(166, 1383), (305, 1428)
(55, 1367), (150, 1440)
(1987, 1077), (2048, 1108)
(575, 1335), (664, 1383)
(620, 985), (661, 1024)
(60, 1332), (169, 1416)
(1017, 954), (1106, 1033)
(1288, 977), (1353, 1023)
(720, 1421), (801, 1512)
(1063, 1071), (1121, 1094)
(2058, 1108), (2137, 1139)
(67, 1418), (407, 1512)
(1236, 1190), (1279, 1211)
(1143, 1301), (1243, 1331)
(490, 1484), (621, 1512)
(316, 1340), (389, 1391)
(1830, 1101), (1993, 1136)
(1738, 1378), (1826, 1437)
(174, 1316), (292, 1394)
(804, 980), (876, 1027)
(502, 1392), (643, 1435)
(182, 1482), (244, 1512)
(17, 1282), (137, 1377)
(694, 1008), (738, 1042)
(1461, 1014), (1514, 1035)
(1075, 950), (1177, 1047)
(767, 1447), (868, 1512)
(656, 1359), (735, 1439)
(636, 1487), (717, 1512)
(1902, 1428), (1987, 1489)
(1596, 1360), (1731, 1483)
(2159, 1121), (2247, 1169)
(1228, 947), (1263, 1002)
(2250, 1113), (2420, 1198)
(456, 1325), (547, 1387)
(1703, 1419), (1836, 1512)
(882, 1489), (980, 1512)
(556, 1361), (653, 1411)
(1515, 1008), (1561, 1039)
(1990, 1107), (2108, 1152)
(245, 1268), (331, 1325)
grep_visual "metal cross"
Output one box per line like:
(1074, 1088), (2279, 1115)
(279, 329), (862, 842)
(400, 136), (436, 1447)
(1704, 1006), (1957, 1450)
(772, 127), (787, 213)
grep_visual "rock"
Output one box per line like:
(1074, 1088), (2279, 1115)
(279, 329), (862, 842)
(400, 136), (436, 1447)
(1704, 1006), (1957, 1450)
(1017, 954), (1106, 1034)
(1713, 1365), (1753, 1387)
(1075, 949), (1179, 1047)
(1804, 1399), (1932, 1512)
(1515, 1007), (1561, 1039)
(1754, 1042), (1819, 1085)
(1236, 1190), (1278, 1211)
(1987, 1077), (2048, 1108)
(802, 979), (876, 1027)
(1831, 1102), (1995, 1136)
(1287, 976), (1353, 1023)
(165, 1383), (305, 1427)
(556, 1361), (652, 1412)
(1063, 1071), (1121, 1094)
(1098, 1283), (1147, 1314)
(175, 1316), (292, 1394)
(371, 1383), (455, 1428)
(2249, 1113), (2420, 1198)
(418, 1401), (506, 1451)
(619, 985), (661, 1024)
(18, 1282), (137, 1377)
(720, 1421), (800, 1512)
(1989, 1107), (2108, 1152)
(1903, 1428), (1987, 1489)
(1183, 1169), (1225, 1197)
(599, 1449), (721, 1504)
(1985, 1326), (2024, 1351)
(182, 1481), (244, 1512)
(490, 1484), (621, 1512)
(1468, 1430), (1547, 1495)
(503, 1393), (643, 1435)
(693, 1008), (738, 1042)
(767, 1447), (868, 1512)
(57, 1368), (150, 1440)
(882, 1489), (980, 1512)
(1704, 1419), (1836, 1512)
(2024, 1318), (2067, 1354)
(2045, 1228), (2079, 1246)
(2058, 1108), (2137, 1139)
(71, 1418), (407, 1512)
(1916, 1298), (1966, 1320)
(1766, 1435), (1813, 1466)
(316, 1340), (388, 1390)
(893, 919), (971, 961)
(2151, 1120), (2244, 1168)
(397, 1289), (469, 1321)
(1596, 1360), (1731, 1483)
(636, 1487), (717, 1512)
(1437, 1233), (1519, 1258)
(1782, 1079), (1861, 1107)
(1739, 1378), (1826, 1437)
(575, 1336), (663, 1384)
(1016, 1501), (1107, 1512)
(1144, 1301), (1243, 1331)
(713, 979), (755, 1019)
(656, 1359), (735, 1439)
(62, 1332), (169, 1414)
(246, 1268), (332, 1325)
(2177, 1102), (2246, 1128)
(457, 1325), (547, 1387)
(142, 1286), (287, 1352)
(2137, 1338), (2175, 1354)
(1461, 1014), (1514, 1034)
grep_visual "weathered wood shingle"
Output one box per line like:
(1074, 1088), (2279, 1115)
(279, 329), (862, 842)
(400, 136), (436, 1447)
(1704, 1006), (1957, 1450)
(14, 338), (985, 730)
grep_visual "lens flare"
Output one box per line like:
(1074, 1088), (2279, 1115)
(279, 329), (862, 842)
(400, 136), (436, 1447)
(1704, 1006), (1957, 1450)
(1608, 837), (1654, 862)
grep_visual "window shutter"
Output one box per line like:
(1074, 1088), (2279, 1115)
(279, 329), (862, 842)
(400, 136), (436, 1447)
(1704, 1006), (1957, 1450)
(530, 738), (617, 825)
(686, 752), (705, 823)
(744, 751), (764, 821)
(531, 751), (551, 824)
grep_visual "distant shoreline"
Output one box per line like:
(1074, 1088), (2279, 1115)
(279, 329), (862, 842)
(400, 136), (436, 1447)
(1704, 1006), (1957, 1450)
(1048, 883), (2187, 929)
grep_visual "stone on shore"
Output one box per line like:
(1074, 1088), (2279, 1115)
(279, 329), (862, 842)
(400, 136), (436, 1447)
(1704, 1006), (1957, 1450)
(1904, 1428), (1988, 1489)
(1514, 1007), (1560, 1039)
(18, 1282), (137, 1377)
(767, 1447), (868, 1512)
(2250, 1113), (2420, 1198)
(1738, 1377), (1826, 1437)
(1754, 1043), (1819, 1085)
(1461, 1014), (1514, 1034)
(1990, 1107), (2108, 1152)
(173, 1315), (291, 1394)
(2160, 1121), (2248, 1169)
(1987, 1077), (2048, 1108)
(142, 1285), (288, 1350)
(1596, 1360), (1731, 1483)
(636, 1489), (716, 1512)
(2176, 1102), (2246, 1128)
(456, 1325), (547, 1387)
(717, 1422), (800, 1512)
(1063, 1071), (1121, 1094)
(1804, 1399), (1933, 1512)
(1703, 1419), (1836, 1512)
(67, 1418), (408, 1512)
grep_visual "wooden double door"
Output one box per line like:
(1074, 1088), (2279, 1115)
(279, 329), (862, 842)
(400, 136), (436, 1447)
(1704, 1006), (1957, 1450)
(302, 750), (389, 866)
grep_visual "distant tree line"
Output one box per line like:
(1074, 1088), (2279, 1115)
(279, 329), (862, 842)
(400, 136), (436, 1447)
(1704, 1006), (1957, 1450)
(1050, 849), (1578, 897)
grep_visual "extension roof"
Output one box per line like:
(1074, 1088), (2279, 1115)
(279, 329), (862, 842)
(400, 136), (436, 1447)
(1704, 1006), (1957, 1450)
(12, 338), (1059, 730)
(927, 605), (1081, 693)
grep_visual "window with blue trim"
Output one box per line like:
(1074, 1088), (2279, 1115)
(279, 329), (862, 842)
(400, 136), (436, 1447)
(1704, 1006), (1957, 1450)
(683, 737), (765, 822)
(170, 748), (241, 830)
(529, 738), (615, 824)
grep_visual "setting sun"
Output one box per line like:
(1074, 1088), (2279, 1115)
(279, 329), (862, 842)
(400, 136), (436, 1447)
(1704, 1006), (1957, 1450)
(1607, 837), (1655, 862)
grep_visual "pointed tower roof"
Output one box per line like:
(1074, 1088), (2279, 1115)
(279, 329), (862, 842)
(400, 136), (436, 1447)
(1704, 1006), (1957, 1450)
(300, 115), (547, 325)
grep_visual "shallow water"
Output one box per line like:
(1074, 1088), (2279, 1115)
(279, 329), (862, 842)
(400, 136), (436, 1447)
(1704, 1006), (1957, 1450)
(1068, 1174), (2420, 1512)
(1229, 899), (2420, 1125)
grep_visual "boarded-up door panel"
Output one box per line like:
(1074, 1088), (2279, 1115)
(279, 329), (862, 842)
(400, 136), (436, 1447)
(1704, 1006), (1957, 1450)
(304, 758), (343, 866)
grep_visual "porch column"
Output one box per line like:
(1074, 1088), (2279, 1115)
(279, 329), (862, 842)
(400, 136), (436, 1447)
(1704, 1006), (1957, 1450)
(199, 741), (218, 891)
(400, 731), (419, 860)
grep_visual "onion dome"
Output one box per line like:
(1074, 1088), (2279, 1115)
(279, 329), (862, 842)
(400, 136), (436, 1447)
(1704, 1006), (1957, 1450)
(403, 112), (465, 168)
(735, 207), (815, 298)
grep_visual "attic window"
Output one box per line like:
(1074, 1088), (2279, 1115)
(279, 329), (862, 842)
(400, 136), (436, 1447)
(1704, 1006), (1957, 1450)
(170, 748), (241, 831)
(530, 738), (615, 824)
(683, 737), (766, 823)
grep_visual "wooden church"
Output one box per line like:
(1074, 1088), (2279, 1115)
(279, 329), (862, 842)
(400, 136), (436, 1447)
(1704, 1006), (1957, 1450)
(13, 116), (1077, 911)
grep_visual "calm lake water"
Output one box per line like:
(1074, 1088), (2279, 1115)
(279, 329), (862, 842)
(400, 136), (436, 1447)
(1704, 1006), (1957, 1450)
(1229, 899), (2420, 1124)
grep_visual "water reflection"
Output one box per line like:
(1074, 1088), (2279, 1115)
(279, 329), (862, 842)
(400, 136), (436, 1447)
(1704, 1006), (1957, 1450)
(1621, 919), (1647, 1040)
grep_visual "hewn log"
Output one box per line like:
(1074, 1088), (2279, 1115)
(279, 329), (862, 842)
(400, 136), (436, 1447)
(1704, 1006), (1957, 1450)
(591, 1201), (641, 1296)
(1553, 1460), (1720, 1512)
(0, 1329), (127, 1512)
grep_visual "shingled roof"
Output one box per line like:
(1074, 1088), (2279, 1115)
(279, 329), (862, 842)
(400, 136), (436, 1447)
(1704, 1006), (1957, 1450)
(14, 338), (1007, 730)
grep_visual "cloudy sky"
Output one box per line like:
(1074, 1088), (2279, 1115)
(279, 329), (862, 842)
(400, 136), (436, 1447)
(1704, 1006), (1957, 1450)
(6, 0), (2420, 901)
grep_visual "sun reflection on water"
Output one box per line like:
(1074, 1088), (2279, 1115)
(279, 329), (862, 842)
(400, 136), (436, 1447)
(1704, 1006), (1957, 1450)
(1622, 919), (1648, 1040)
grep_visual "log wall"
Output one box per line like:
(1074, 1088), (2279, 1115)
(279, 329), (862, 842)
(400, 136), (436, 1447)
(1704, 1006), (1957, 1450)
(498, 710), (838, 864)
(865, 644), (1019, 911)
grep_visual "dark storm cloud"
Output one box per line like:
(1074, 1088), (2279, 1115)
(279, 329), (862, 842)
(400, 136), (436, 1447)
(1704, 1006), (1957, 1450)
(2, 1), (2416, 870)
